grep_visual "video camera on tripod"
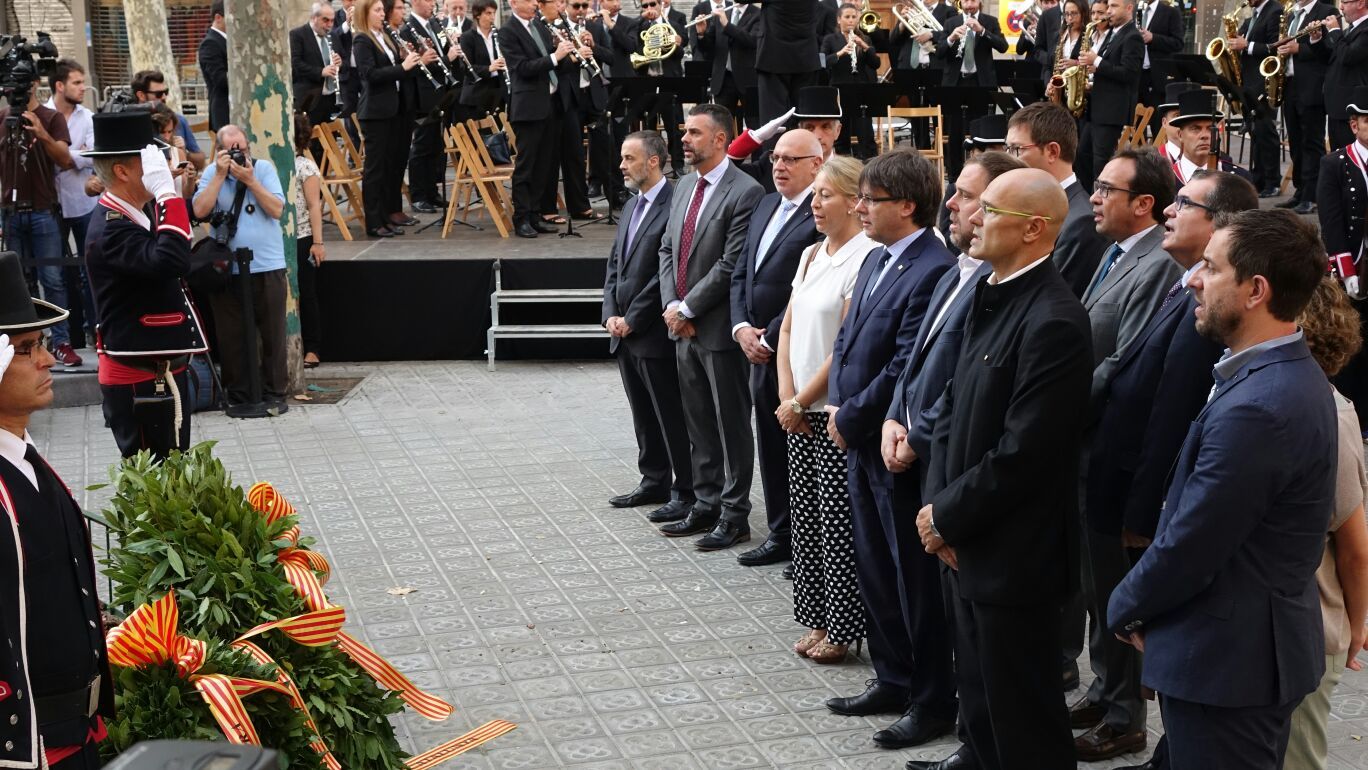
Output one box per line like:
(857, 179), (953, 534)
(0, 33), (58, 109)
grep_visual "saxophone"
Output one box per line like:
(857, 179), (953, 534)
(1261, 0), (1292, 108)
(1205, 0), (1247, 97)
(1050, 21), (1094, 119)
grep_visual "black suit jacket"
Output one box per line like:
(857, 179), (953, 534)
(603, 13), (642, 78)
(1285, 2), (1336, 108)
(736, 0), (821, 74)
(399, 14), (453, 112)
(729, 191), (820, 351)
(1321, 18), (1368, 119)
(198, 29), (229, 130)
(333, 7), (355, 83)
(500, 15), (577, 121)
(1052, 179), (1108, 298)
(935, 13), (1009, 87)
(823, 31), (880, 82)
(290, 23), (332, 109)
(925, 259), (1093, 606)
(1239, 0), (1285, 88)
(604, 181), (677, 357)
(353, 32), (418, 120)
(693, 3), (761, 93)
(1032, 4), (1061, 81)
(460, 27), (506, 109)
(1318, 145), (1368, 265)
(1140, 1), (1185, 64)
(1087, 288), (1224, 538)
(1090, 21), (1144, 125)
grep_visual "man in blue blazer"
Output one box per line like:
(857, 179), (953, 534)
(728, 130), (823, 569)
(603, 132), (694, 521)
(821, 149), (955, 746)
(1108, 209), (1337, 770)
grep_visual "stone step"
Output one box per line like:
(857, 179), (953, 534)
(493, 289), (603, 303)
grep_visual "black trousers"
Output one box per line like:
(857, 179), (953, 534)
(616, 347), (694, 500)
(296, 234), (323, 357)
(757, 69), (819, 125)
(1080, 121), (1125, 191)
(1334, 300), (1368, 433)
(1243, 93), (1282, 190)
(749, 360), (790, 540)
(850, 448), (956, 717)
(511, 103), (564, 226)
(624, 92), (684, 171)
(1283, 78), (1327, 203)
(1159, 693), (1298, 770)
(306, 94), (337, 132)
(101, 368), (193, 460)
(945, 568), (1075, 770)
(711, 71), (746, 131)
(408, 112), (444, 204)
(586, 107), (621, 204)
(1329, 117), (1355, 151)
(209, 269), (290, 405)
(836, 109), (877, 160)
(540, 102), (591, 217)
(360, 114), (411, 229)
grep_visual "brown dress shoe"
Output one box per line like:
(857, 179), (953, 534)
(1074, 722), (1147, 762)
(1068, 693), (1106, 728)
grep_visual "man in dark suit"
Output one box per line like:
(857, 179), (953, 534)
(736, 0), (822, 124)
(1008, 101), (1108, 298)
(823, 149), (957, 748)
(501, 0), (578, 237)
(1134, 0), (1184, 115)
(658, 104), (766, 550)
(888, 0), (956, 75)
(459, 0), (509, 117)
(727, 130), (822, 568)
(1089, 170), (1257, 770)
(1319, 90), (1368, 433)
(910, 168), (1089, 770)
(852, 152), (1024, 754)
(333, 0), (360, 127)
(1275, 0), (1337, 214)
(532, 0), (602, 222)
(603, 132), (695, 520)
(1030, 1), (1063, 82)
(624, 0), (688, 176)
(291, 3), (342, 129)
(1108, 209), (1336, 770)
(1229, 0), (1284, 195)
(936, 0), (1007, 177)
(568, 0), (619, 209)
(198, 0), (230, 132)
(402, 0), (461, 213)
(1077, 0), (1143, 190)
(1311, 0), (1368, 153)
(692, 1), (760, 126)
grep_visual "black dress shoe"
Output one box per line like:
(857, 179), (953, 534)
(531, 219), (558, 234)
(647, 499), (693, 523)
(1275, 196), (1301, 209)
(1294, 201), (1317, 215)
(608, 483), (671, 508)
(736, 536), (792, 566)
(588, 182), (603, 198)
(695, 520), (750, 550)
(1075, 722), (1147, 762)
(1062, 664), (1080, 692)
(872, 706), (955, 748)
(781, 564), (793, 580)
(659, 507), (719, 537)
(367, 227), (395, 238)
(907, 746), (977, 770)
(1068, 693), (1106, 728)
(390, 215), (421, 226)
(411, 200), (441, 213)
(515, 222), (538, 238)
(827, 679), (908, 716)
(1115, 737), (1166, 770)
(1258, 185), (1281, 198)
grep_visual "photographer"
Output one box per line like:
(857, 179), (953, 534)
(83, 110), (206, 459)
(0, 72), (80, 367)
(192, 124), (289, 415)
(131, 69), (208, 170)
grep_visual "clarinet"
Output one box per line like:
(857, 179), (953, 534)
(559, 11), (604, 79)
(389, 24), (443, 88)
(491, 29), (511, 98)
(408, 18), (459, 85)
(436, 23), (482, 83)
(849, 30), (859, 74)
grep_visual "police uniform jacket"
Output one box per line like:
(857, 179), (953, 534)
(85, 194), (207, 359)
(1318, 143), (1368, 266)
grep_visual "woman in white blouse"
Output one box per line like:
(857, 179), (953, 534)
(776, 155), (875, 664)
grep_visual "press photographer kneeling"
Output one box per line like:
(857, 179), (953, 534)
(191, 125), (288, 416)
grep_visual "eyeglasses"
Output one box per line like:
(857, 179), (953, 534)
(9, 339), (47, 360)
(640, 2), (658, 6)
(571, 2), (590, 6)
(147, 89), (169, 98)
(1003, 143), (1038, 157)
(1093, 180), (1143, 199)
(855, 193), (902, 204)
(769, 153), (818, 166)
(981, 200), (1053, 221)
(1173, 194), (1215, 215)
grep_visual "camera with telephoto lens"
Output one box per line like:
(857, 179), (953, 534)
(0, 33), (58, 110)
(227, 147), (247, 166)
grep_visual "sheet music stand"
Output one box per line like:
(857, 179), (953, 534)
(891, 68), (942, 108)
(1007, 78), (1046, 105)
(934, 85), (994, 177)
(839, 83), (903, 156)
(617, 76), (708, 133)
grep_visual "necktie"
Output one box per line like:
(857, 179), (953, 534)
(755, 200), (797, 272)
(865, 247), (894, 299)
(319, 34), (335, 94)
(1098, 28), (1114, 56)
(23, 444), (43, 492)
(961, 18), (977, 75)
(676, 178), (710, 298)
(625, 195), (650, 255)
(1159, 277), (1184, 309)
(528, 20), (558, 89)
(1087, 243), (1124, 299)
(1289, 8), (1304, 34)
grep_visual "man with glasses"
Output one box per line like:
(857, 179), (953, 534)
(1314, 0), (1368, 149)
(1092, 170), (1257, 770)
(727, 86), (842, 194)
(130, 71), (207, 170)
(1007, 101), (1107, 299)
(910, 168), (1086, 770)
(822, 149), (955, 749)
(727, 130), (822, 566)
(1070, 145), (1180, 763)
(1166, 90), (1252, 186)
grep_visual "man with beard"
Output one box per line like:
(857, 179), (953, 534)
(1109, 209), (1336, 770)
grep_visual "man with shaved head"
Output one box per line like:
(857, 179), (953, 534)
(910, 169), (1091, 769)
(727, 129), (823, 561)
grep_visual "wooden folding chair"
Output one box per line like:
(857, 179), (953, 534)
(448, 123), (514, 238)
(310, 122), (366, 241)
(1118, 104), (1155, 150)
(496, 111), (518, 155)
(884, 106), (945, 183)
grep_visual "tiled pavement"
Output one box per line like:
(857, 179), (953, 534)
(30, 360), (1368, 769)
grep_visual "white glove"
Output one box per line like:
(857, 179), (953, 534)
(0, 334), (12, 387)
(752, 107), (796, 144)
(141, 144), (177, 202)
(1348, 275), (1365, 301)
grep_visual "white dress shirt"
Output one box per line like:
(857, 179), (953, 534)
(673, 158), (733, 318)
(44, 100), (96, 218)
(787, 232), (875, 410)
(0, 430), (38, 492)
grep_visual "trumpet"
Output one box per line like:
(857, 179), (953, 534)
(389, 24), (443, 89)
(892, 1), (943, 54)
(858, 0), (881, 34)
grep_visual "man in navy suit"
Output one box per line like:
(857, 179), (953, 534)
(821, 149), (955, 746)
(729, 130), (823, 568)
(603, 132), (695, 520)
(1108, 209), (1336, 770)
(1092, 170), (1259, 770)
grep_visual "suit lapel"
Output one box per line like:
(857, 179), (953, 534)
(747, 195), (782, 274)
(849, 237), (928, 339)
(686, 167), (735, 263)
(1087, 226), (1164, 306)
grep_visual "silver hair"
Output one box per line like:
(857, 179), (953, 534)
(311, 1), (334, 17)
(92, 155), (136, 186)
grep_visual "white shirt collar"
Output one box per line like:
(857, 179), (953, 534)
(212, 26), (227, 38)
(1353, 14), (1368, 30)
(990, 252), (1051, 284)
(104, 192), (152, 229)
(698, 157), (731, 187)
(1178, 152), (1202, 184)
(1116, 223), (1159, 254)
(0, 429), (38, 491)
(1356, 140), (1368, 159)
(1181, 261), (1202, 287)
(883, 227), (926, 258)
(1165, 140), (1181, 160)
(1059, 173), (1077, 190)
(784, 184), (814, 210)
(413, 11), (430, 23)
(957, 252), (983, 274)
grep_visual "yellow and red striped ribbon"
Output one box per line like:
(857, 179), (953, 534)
(236, 605), (347, 648)
(404, 721), (519, 770)
(234, 639), (342, 770)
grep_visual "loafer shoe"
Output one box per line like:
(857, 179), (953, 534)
(647, 499), (693, 523)
(390, 215), (421, 227)
(411, 200), (442, 213)
(872, 706), (955, 749)
(1069, 693), (1107, 729)
(1074, 722), (1147, 762)
(608, 483), (671, 508)
(1275, 196), (1301, 209)
(781, 564), (794, 580)
(531, 219), (558, 234)
(1258, 186), (1281, 198)
(515, 223), (538, 238)
(907, 746), (977, 770)
(659, 508), (719, 537)
(1294, 201), (1317, 215)
(827, 679), (908, 716)
(695, 521), (750, 550)
(736, 536), (792, 566)
(367, 227), (396, 238)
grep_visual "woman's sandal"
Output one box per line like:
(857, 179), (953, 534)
(794, 629), (826, 656)
(541, 214), (568, 225)
(572, 210), (605, 221)
(805, 640), (850, 664)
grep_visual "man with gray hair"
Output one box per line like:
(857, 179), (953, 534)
(290, 1), (343, 128)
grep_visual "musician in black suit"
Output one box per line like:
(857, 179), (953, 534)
(1028, 1), (1063, 81)
(537, 0), (607, 222)
(624, 0), (688, 176)
(500, 0), (579, 237)
(290, 4), (343, 132)
(889, 0), (956, 75)
(1134, 0), (1184, 114)
(692, 0), (760, 126)
(459, 0), (508, 116)
(567, 0), (618, 210)
(1319, 90), (1368, 431)
(198, 0), (230, 131)
(443, 0), (472, 37)
(936, 0), (1009, 87)
(1277, 0), (1337, 214)
(1077, 0), (1143, 190)
(400, 0), (462, 213)
(600, 0), (639, 80)
(334, 0), (361, 125)
(1312, 0), (1368, 151)
(353, 0), (428, 238)
(1228, 0), (1284, 195)
(824, 6), (880, 158)
(603, 132), (695, 519)
(736, 0), (823, 124)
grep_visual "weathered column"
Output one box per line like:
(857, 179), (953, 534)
(121, 0), (184, 113)
(226, 0), (305, 393)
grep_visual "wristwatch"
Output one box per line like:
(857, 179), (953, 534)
(789, 399), (804, 414)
